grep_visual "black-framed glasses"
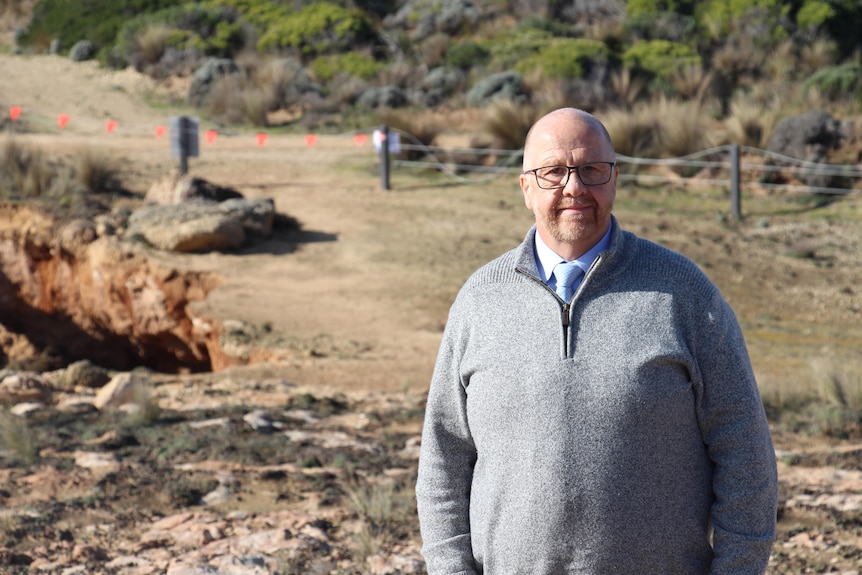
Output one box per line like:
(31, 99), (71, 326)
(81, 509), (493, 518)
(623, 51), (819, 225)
(524, 162), (615, 189)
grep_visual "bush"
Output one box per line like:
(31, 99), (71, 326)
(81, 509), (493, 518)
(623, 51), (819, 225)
(18, 0), (184, 52)
(622, 39), (700, 80)
(311, 52), (383, 82)
(516, 38), (609, 81)
(257, 2), (376, 58)
(443, 40), (490, 71)
(113, 4), (247, 69)
(802, 62), (862, 102)
(487, 27), (553, 72)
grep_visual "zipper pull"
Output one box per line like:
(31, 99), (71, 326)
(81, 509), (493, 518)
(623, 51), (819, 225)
(561, 303), (570, 327)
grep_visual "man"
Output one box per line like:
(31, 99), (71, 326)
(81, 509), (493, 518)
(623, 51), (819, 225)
(415, 108), (778, 574)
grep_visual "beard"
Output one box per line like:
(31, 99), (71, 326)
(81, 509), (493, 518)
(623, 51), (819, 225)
(539, 199), (613, 243)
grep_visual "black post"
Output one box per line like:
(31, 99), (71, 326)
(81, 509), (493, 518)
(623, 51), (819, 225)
(179, 116), (190, 176)
(379, 124), (390, 190)
(730, 143), (741, 219)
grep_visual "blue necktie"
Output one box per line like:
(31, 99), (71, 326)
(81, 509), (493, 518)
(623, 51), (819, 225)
(554, 262), (582, 302)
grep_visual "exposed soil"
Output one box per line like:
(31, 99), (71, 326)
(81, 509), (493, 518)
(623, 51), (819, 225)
(1, 53), (862, 573)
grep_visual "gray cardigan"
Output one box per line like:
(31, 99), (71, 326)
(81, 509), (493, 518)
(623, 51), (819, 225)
(416, 219), (777, 575)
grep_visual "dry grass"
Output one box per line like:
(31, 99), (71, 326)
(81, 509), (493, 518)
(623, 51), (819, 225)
(74, 147), (118, 193)
(599, 104), (661, 158)
(135, 24), (171, 67)
(815, 358), (862, 412)
(0, 408), (38, 466)
(376, 108), (442, 149)
(610, 67), (646, 108)
(799, 37), (839, 75)
(481, 99), (542, 150)
(341, 474), (417, 565)
(126, 382), (162, 427)
(655, 97), (716, 160)
(0, 135), (52, 197)
(670, 64), (714, 105)
(723, 93), (778, 148)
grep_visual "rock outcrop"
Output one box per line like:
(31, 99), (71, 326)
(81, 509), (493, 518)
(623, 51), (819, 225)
(0, 203), (226, 372)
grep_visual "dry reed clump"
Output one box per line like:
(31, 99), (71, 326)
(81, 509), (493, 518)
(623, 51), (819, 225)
(125, 381), (162, 427)
(74, 147), (119, 193)
(0, 135), (53, 198)
(599, 105), (661, 159)
(207, 67), (280, 127)
(669, 64), (714, 105)
(481, 99), (543, 150)
(0, 409), (38, 466)
(805, 357), (862, 438)
(609, 67), (646, 108)
(375, 108), (442, 154)
(134, 24), (171, 69)
(723, 93), (778, 148)
(653, 97), (716, 161)
(341, 474), (417, 563)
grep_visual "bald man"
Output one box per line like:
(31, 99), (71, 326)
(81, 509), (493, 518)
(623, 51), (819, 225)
(416, 108), (777, 574)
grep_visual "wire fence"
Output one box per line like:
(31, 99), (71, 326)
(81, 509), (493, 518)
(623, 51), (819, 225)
(380, 126), (862, 218)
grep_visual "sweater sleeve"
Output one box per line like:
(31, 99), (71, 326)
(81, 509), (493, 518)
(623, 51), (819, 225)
(416, 300), (479, 575)
(693, 293), (778, 574)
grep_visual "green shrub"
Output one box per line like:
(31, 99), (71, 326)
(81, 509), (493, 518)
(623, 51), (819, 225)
(311, 52), (383, 82)
(257, 2), (376, 58)
(201, 0), (289, 28)
(625, 0), (698, 17)
(802, 63), (862, 102)
(443, 40), (490, 71)
(487, 27), (553, 72)
(113, 4), (247, 66)
(695, 0), (790, 42)
(516, 38), (609, 80)
(622, 39), (700, 80)
(18, 0), (184, 52)
(796, 0), (836, 29)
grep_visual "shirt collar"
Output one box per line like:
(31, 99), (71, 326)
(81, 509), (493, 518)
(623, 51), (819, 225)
(534, 222), (614, 282)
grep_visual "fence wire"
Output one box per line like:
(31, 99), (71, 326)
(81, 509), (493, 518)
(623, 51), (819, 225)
(386, 128), (862, 199)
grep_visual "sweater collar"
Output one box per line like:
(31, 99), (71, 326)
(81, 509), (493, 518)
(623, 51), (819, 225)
(516, 215), (622, 280)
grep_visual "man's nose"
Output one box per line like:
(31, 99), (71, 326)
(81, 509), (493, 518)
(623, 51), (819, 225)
(562, 169), (585, 195)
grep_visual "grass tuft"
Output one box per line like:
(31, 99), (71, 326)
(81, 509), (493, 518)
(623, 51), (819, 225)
(0, 409), (38, 466)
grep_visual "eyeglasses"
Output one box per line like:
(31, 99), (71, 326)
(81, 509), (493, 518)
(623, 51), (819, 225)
(524, 162), (616, 189)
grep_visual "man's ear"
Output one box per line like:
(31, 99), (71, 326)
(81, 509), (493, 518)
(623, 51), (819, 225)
(519, 174), (533, 210)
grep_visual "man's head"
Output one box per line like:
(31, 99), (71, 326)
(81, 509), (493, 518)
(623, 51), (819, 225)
(519, 108), (618, 261)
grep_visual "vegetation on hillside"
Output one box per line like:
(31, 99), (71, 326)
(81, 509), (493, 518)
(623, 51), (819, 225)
(7, 0), (862, 144)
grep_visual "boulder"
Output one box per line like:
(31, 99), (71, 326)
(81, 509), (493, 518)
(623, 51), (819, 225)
(126, 197), (275, 253)
(68, 40), (96, 62)
(357, 86), (409, 109)
(146, 172), (244, 205)
(466, 71), (530, 107)
(63, 359), (112, 391)
(767, 110), (851, 190)
(188, 58), (239, 107)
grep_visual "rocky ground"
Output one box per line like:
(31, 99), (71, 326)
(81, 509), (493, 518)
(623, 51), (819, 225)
(1, 51), (862, 574)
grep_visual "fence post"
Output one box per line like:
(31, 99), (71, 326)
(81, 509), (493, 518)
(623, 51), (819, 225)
(379, 124), (391, 191)
(730, 143), (741, 219)
(179, 116), (190, 175)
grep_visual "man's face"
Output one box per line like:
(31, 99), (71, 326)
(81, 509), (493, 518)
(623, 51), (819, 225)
(519, 114), (618, 260)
